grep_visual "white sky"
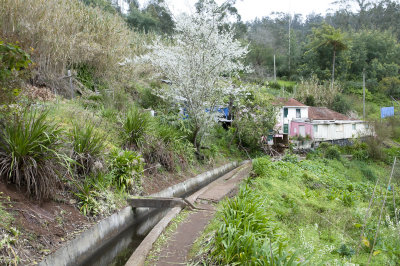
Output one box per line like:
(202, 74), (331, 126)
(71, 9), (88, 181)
(158, 0), (345, 21)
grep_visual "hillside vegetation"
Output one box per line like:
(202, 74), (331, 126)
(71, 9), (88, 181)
(194, 151), (400, 264)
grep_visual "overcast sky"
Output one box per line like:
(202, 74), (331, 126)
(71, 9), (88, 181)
(158, 0), (351, 21)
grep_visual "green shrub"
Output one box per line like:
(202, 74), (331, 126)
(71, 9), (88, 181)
(70, 123), (105, 176)
(317, 142), (331, 151)
(0, 110), (68, 200)
(156, 123), (185, 144)
(268, 81), (281, 90)
(365, 137), (386, 162)
(139, 119), (196, 172)
(330, 94), (351, 114)
(72, 176), (102, 216)
(282, 153), (298, 164)
(109, 149), (144, 193)
(99, 106), (117, 120)
(335, 244), (355, 258)
(72, 172), (123, 216)
(0, 41), (31, 105)
(360, 165), (377, 182)
(341, 191), (354, 207)
(383, 147), (400, 165)
(140, 135), (176, 172)
(252, 157), (271, 176)
(324, 146), (341, 160)
(123, 106), (150, 146)
(305, 95), (316, 106)
(306, 150), (321, 160)
(353, 149), (369, 161)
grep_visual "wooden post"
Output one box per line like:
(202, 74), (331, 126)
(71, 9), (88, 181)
(288, 15), (291, 76)
(363, 70), (366, 120)
(273, 54), (276, 82)
(68, 69), (74, 99)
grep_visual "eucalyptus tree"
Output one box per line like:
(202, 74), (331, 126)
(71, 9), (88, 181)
(139, 1), (248, 149)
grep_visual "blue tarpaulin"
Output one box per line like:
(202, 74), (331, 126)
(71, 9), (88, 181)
(184, 107), (230, 120)
(381, 106), (395, 118)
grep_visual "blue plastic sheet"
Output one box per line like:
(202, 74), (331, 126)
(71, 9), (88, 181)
(381, 106), (395, 118)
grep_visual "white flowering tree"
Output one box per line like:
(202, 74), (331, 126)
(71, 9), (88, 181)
(140, 1), (248, 149)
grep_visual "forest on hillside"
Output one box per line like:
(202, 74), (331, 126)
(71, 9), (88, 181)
(81, 0), (400, 115)
(112, 0), (400, 96)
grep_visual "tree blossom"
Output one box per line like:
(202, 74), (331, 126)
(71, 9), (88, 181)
(139, 1), (249, 148)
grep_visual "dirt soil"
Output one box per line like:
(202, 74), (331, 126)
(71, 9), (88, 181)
(0, 182), (92, 265)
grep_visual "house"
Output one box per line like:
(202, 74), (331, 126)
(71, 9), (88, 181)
(275, 98), (309, 135)
(274, 98), (371, 146)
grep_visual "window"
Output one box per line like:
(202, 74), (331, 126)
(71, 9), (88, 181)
(313, 125), (318, 133)
(296, 108), (301, 118)
(283, 124), (289, 134)
(352, 124), (356, 130)
(336, 124), (344, 132)
(284, 108), (288, 118)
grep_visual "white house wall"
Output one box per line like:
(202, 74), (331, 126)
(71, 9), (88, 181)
(313, 121), (369, 141)
(276, 107), (308, 133)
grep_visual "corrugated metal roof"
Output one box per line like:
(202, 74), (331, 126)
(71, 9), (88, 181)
(309, 107), (352, 120)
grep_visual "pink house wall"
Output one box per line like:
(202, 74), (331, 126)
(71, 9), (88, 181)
(290, 121), (313, 138)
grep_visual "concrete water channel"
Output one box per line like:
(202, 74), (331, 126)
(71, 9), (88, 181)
(39, 161), (246, 266)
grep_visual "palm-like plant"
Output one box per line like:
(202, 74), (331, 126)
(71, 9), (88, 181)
(309, 23), (348, 89)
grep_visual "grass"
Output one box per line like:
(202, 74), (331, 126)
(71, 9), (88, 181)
(276, 80), (297, 88)
(196, 156), (399, 265)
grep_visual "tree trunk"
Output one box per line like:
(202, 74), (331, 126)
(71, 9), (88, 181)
(331, 48), (336, 90)
(192, 126), (200, 151)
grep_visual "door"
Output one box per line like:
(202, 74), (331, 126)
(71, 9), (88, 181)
(299, 125), (306, 137)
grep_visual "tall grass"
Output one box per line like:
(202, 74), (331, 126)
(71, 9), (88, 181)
(0, 110), (68, 199)
(0, 0), (148, 91)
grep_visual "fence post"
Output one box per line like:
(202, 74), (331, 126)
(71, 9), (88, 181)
(68, 69), (74, 99)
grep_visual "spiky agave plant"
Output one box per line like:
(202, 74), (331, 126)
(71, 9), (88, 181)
(0, 110), (67, 200)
